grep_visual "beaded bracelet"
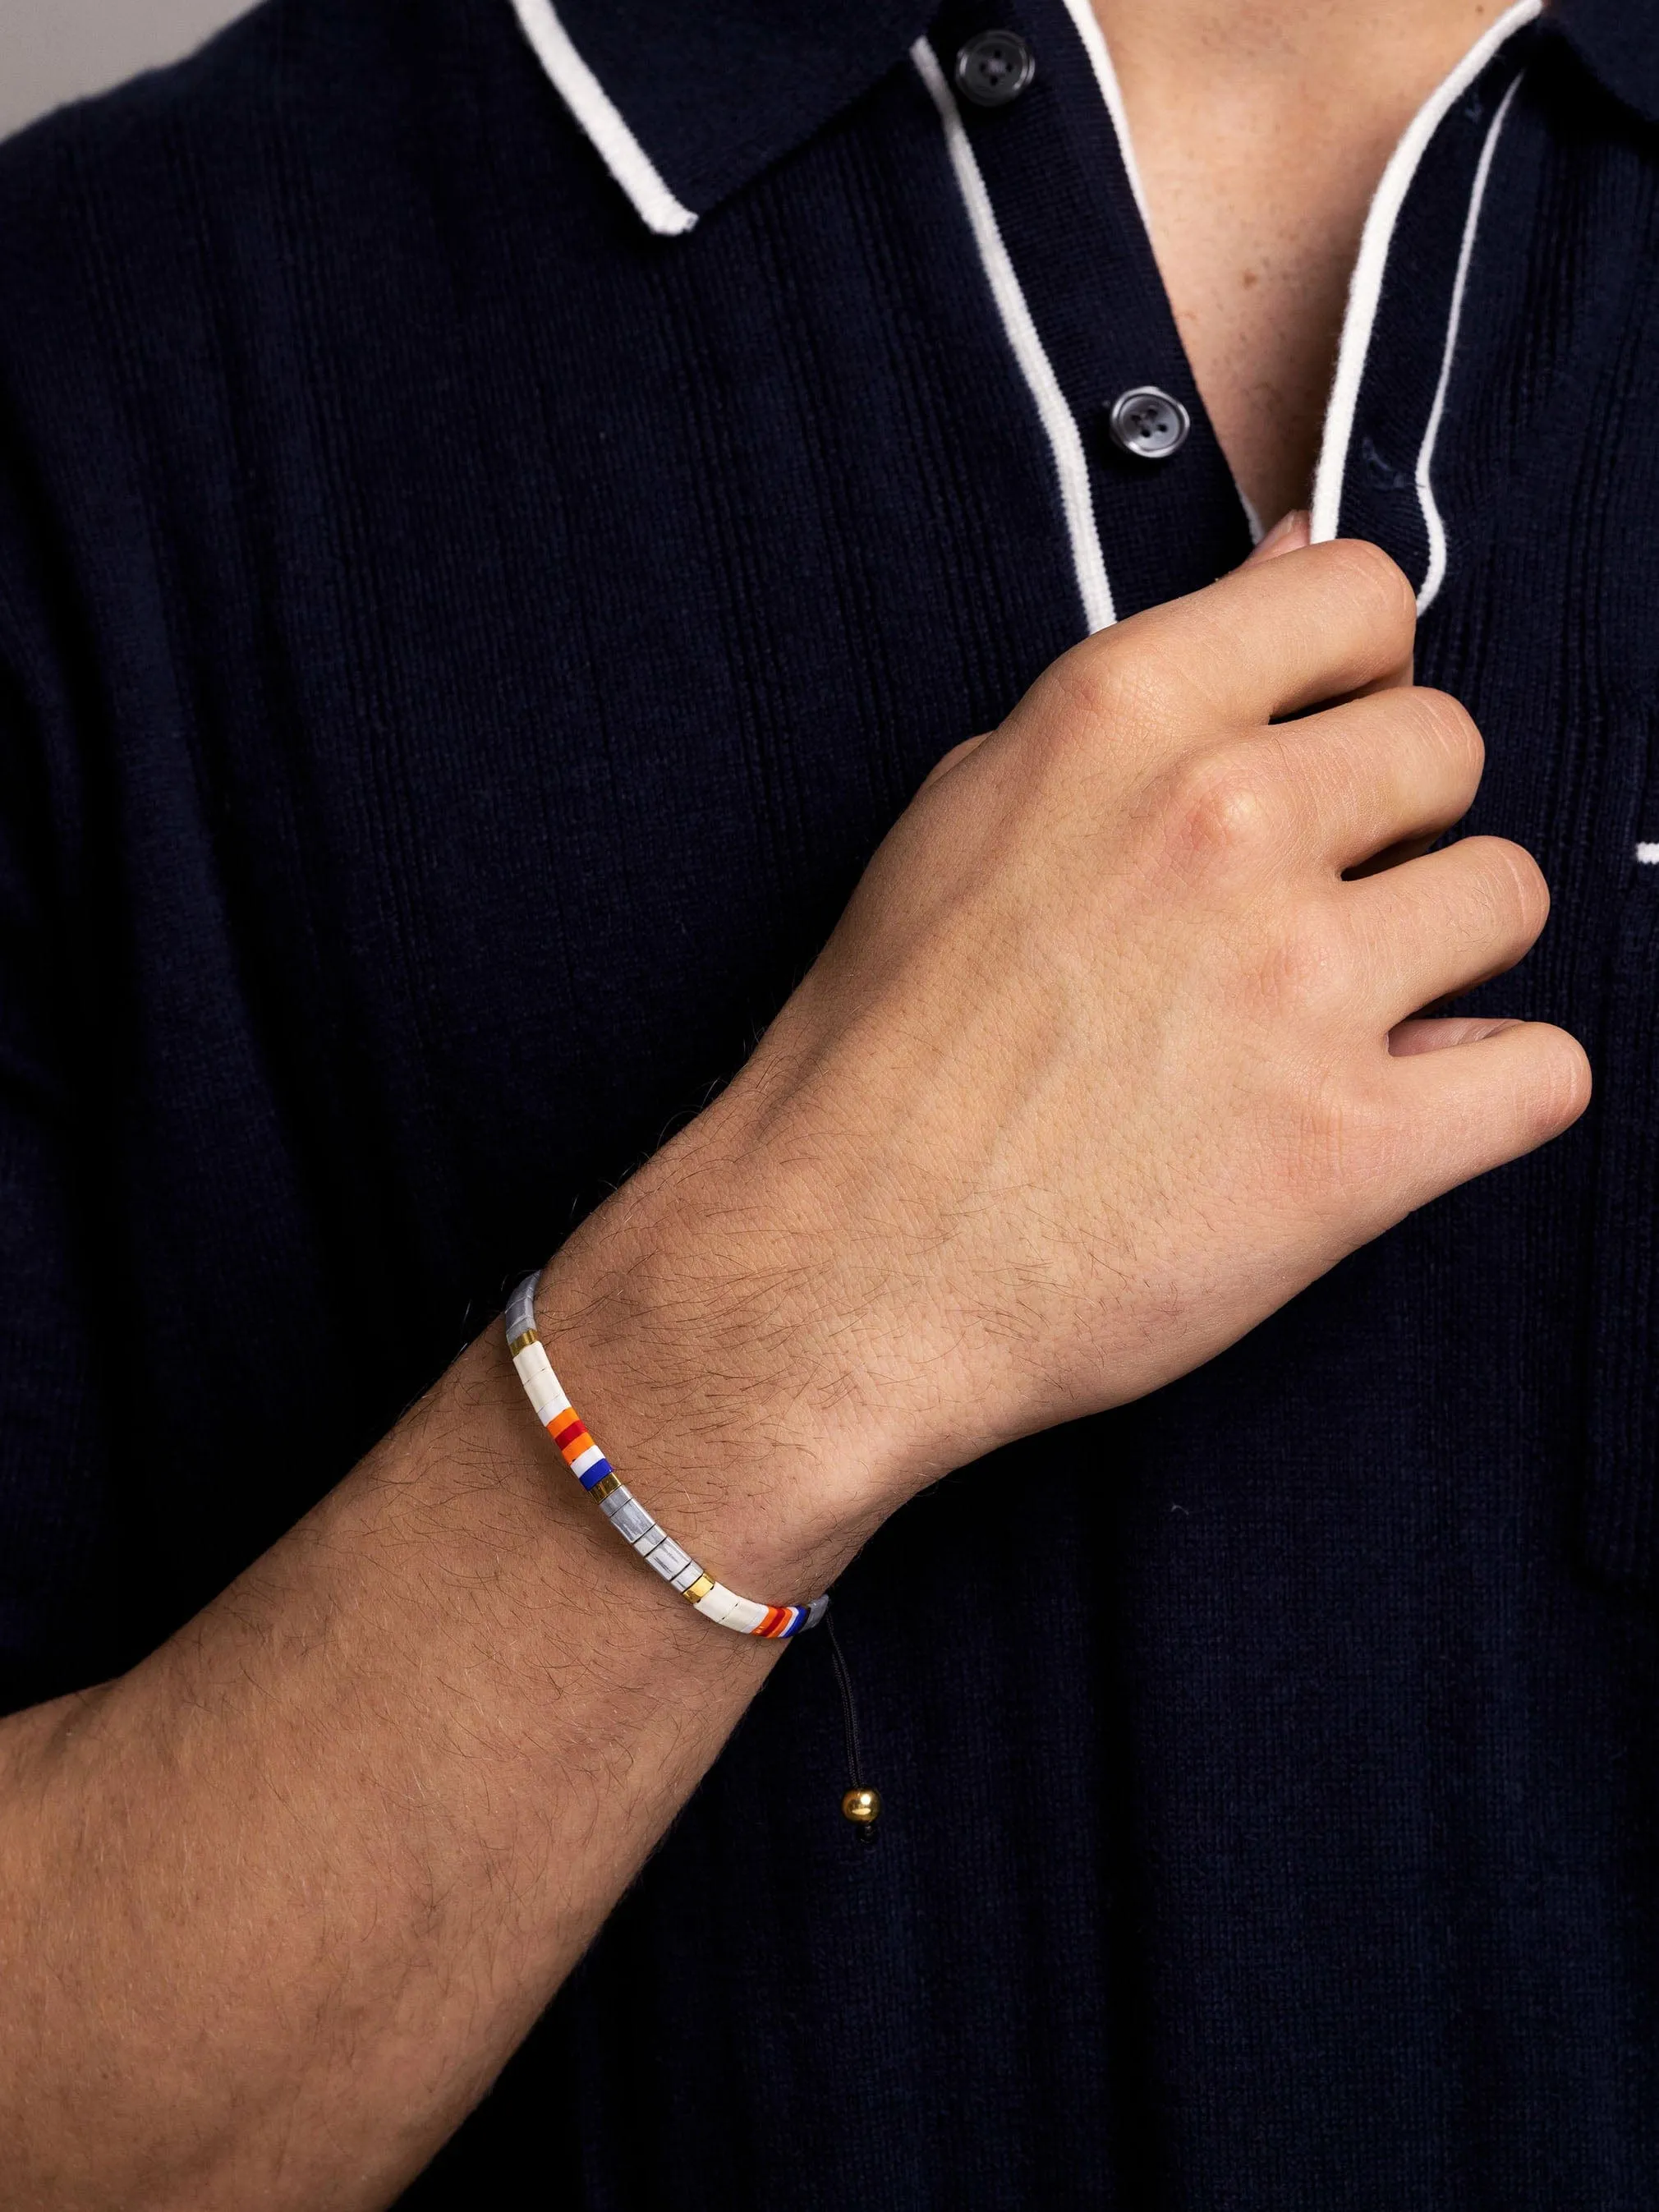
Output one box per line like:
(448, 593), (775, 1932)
(505, 1272), (830, 1639)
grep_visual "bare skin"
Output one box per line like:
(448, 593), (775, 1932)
(1095, 0), (1510, 522)
(0, 11), (1588, 2209)
(0, 536), (1586, 2208)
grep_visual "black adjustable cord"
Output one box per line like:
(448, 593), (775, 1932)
(826, 1608), (880, 1841)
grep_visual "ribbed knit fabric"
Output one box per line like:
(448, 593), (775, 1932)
(0, 0), (1654, 2202)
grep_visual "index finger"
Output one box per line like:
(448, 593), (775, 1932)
(1098, 537), (1418, 728)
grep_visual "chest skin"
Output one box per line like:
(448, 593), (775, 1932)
(1096, 0), (1520, 524)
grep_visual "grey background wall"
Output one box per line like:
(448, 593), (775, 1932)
(1, 0), (249, 143)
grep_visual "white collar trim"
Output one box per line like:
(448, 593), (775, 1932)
(508, 0), (698, 237)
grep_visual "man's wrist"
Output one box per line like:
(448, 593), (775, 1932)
(526, 1103), (908, 1602)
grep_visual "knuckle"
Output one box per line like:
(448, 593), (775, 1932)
(1045, 627), (1175, 739)
(1439, 835), (1549, 945)
(1522, 1027), (1593, 1138)
(1164, 745), (1275, 865)
(1405, 688), (1485, 783)
(1321, 536), (1418, 647)
(1482, 837), (1551, 937)
(1265, 902), (1348, 1017)
(1235, 894), (1349, 1029)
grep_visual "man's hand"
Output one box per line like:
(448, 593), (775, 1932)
(553, 539), (1588, 1591)
(0, 540), (1588, 2207)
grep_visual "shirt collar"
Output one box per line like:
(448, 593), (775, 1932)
(1551, 0), (1659, 125)
(511, 0), (1659, 237)
(508, 0), (934, 233)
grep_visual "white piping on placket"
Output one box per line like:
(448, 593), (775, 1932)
(912, 36), (1116, 633)
(912, 0), (1267, 629)
(1413, 70), (1528, 614)
(1053, 0), (1153, 230)
(1309, 0), (1542, 570)
(1055, 0), (1264, 545)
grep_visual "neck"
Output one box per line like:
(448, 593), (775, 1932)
(1091, 0), (1519, 522)
(1093, 0), (1513, 94)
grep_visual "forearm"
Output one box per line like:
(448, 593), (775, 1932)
(0, 1111), (873, 2209)
(0, 538), (1588, 2207)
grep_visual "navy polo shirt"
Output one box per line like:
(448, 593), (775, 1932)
(0, 0), (1656, 2201)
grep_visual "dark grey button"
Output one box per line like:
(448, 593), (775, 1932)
(1108, 386), (1191, 460)
(954, 30), (1036, 107)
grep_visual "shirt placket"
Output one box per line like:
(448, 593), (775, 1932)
(910, 0), (1546, 637)
(913, 0), (1254, 629)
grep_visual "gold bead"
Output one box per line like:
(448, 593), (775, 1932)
(840, 1787), (881, 1826)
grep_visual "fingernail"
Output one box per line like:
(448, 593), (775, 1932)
(1254, 508), (1311, 556)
